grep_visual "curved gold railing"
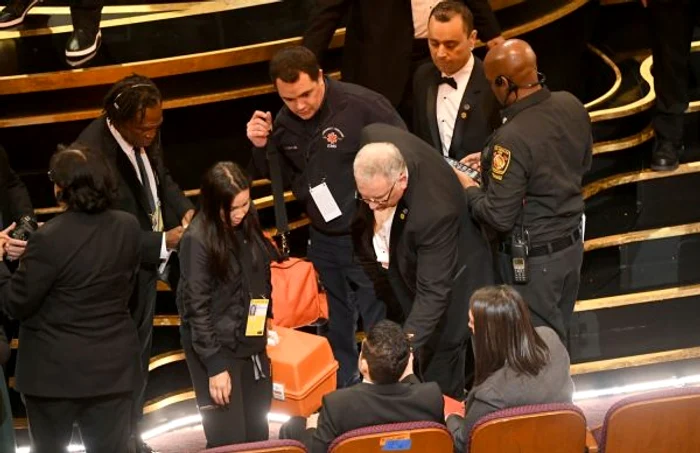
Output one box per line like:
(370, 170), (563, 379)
(584, 44), (623, 111)
(588, 54), (654, 123)
(592, 124), (654, 155)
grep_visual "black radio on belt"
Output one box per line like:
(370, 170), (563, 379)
(511, 224), (530, 284)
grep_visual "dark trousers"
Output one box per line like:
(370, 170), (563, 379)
(23, 392), (131, 453)
(130, 268), (158, 434)
(307, 228), (386, 388)
(647, 0), (700, 143)
(419, 341), (467, 400)
(70, 0), (103, 35)
(182, 331), (272, 447)
(279, 416), (314, 449)
(496, 239), (584, 344)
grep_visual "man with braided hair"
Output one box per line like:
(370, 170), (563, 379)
(74, 74), (194, 453)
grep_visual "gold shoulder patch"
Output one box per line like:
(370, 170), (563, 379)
(491, 145), (512, 181)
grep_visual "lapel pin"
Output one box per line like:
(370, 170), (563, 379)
(460, 112), (468, 119)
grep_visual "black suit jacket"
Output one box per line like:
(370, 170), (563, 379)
(303, 0), (501, 106)
(0, 210), (142, 398)
(74, 116), (193, 268)
(0, 145), (34, 227)
(310, 381), (444, 453)
(353, 124), (493, 352)
(413, 57), (500, 160)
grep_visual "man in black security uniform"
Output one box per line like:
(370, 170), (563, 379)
(641, 0), (700, 171)
(455, 39), (592, 343)
(246, 46), (406, 388)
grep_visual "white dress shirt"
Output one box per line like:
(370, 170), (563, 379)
(436, 56), (475, 156)
(107, 120), (170, 260)
(411, 0), (437, 38)
(372, 206), (397, 269)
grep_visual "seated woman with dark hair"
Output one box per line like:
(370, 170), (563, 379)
(447, 285), (574, 453)
(0, 146), (142, 453)
(177, 161), (279, 447)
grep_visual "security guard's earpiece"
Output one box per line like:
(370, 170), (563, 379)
(495, 73), (547, 95)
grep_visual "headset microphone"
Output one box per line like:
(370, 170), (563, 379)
(495, 72), (547, 95)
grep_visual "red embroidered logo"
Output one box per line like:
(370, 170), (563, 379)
(326, 132), (339, 145)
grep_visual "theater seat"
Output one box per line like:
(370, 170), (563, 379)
(468, 403), (587, 453)
(593, 386), (700, 453)
(328, 421), (453, 453)
(198, 439), (308, 453)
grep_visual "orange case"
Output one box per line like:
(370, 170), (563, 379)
(267, 326), (339, 417)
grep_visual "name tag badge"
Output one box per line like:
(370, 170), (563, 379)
(245, 298), (269, 337)
(309, 182), (342, 223)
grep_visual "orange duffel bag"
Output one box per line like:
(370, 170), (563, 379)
(266, 142), (329, 329)
(270, 257), (329, 329)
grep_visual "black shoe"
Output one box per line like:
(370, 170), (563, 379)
(650, 139), (682, 172)
(65, 28), (101, 58)
(0, 0), (40, 29)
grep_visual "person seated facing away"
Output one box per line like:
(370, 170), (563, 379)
(280, 320), (445, 453)
(447, 285), (574, 453)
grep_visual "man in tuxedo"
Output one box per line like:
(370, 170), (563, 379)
(413, 1), (499, 160)
(74, 75), (194, 453)
(303, 0), (503, 110)
(279, 320), (444, 453)
(352, 124), (493, 399)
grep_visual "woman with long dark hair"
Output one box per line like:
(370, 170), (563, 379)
(447, 285), (574, 452)
(177, 161), (279, 447)
(0, 146), (141, 453)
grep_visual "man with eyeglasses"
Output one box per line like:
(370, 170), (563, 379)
(352, 123), (493, 399)
(247, 46), (406, 388)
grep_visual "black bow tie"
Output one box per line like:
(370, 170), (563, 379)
(439, 76), (457, 89)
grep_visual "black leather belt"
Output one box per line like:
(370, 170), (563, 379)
(499, 228), (581, 258)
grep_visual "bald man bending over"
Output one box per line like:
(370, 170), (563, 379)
(454, 39), (592, 344)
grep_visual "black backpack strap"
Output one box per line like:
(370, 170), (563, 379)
(266, 141), (290, 258)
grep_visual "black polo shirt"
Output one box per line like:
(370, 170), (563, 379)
(466, 88), (593, 244)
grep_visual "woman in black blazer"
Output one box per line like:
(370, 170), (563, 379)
(177, 161), (279, 447)
(447, 285), (575, 453)
(0, 145), (142, 453)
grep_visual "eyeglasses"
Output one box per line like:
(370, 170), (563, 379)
(356, 179), (397, 206)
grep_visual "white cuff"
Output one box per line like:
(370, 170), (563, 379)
(160, 233), (169, 259)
